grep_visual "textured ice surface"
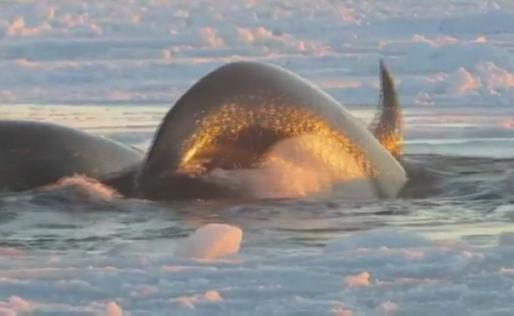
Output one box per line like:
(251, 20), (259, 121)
(0, 229), (514, 315)
(0, 0), (514, 105)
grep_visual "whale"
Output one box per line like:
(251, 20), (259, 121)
(0, 120), (143, 192)
(129, 61), (407, 200)
(0, 61), (407, 201)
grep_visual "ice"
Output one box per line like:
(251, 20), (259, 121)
(173, 290), (224, 309)
(0, 226), (511, 314)
(324, 229), (429, 253)
(175, 224), (243, 259)
(0, 309), (15, 316)
(377, 301), (399, 316)
(331, 307), (353, 316)
(0, 296), (32, 316)
(105, 301), (123, 316)
(446, 68), (479, 95)
(343, 271), (371, 288)
(499, 232), (514, 246)
(476, 62), (514, 91)
(0, 0), (513, 105)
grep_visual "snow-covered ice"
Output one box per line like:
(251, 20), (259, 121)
(0, 0), (514, 106)
(105, 301), (123, 316)
(0, 228), (513, 315)
(175, 224), (243, 259)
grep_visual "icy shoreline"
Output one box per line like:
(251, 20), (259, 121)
(1, 228), (514, 315)
(1, 1), (514, 106)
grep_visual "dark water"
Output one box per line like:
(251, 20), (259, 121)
(0, 152), (513, 254)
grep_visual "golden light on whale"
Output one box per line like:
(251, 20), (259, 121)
(178, 103), (374, 176)
(0, 61), (406, 201)
(137, 61), (407, 200)
(177, 103), (374, 198)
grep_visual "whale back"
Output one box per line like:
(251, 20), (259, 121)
(0, 120), (143, 192)
(138, 62), (407, 200)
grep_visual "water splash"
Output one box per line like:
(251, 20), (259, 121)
(201, 134), (375, 199)
(41, 175), (120, 201)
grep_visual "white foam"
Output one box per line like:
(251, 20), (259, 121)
(203, 134), (377, 200)
(324, 229), (429, 253)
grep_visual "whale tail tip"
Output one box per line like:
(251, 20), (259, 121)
(371, 60), (403, 158)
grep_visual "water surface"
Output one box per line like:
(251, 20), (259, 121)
(0, 104), (513, 315)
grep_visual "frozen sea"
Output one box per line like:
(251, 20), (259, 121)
(1, 1), (514, 315)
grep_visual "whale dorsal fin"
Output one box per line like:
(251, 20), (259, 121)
(370, 60), (403, 158)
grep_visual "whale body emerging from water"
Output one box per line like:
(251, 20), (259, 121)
(0, 61), (407, 201)
(0, 121), (143, 192)
(131, 61), (407, 200)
